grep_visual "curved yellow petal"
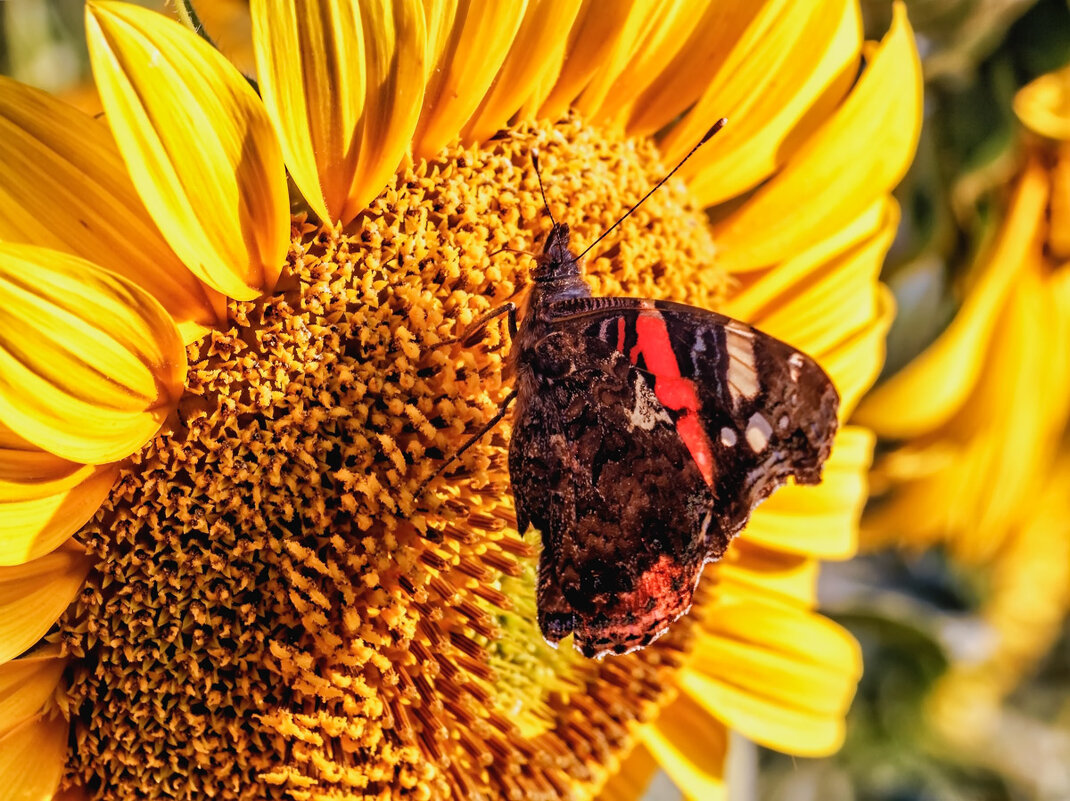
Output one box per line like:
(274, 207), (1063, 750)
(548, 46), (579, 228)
(575, 0), (699, 125)
(0, 447), (117, 566)
(412, 0), (524, 161)
(0, 76), (223, 344)
(255, 0), (425, 223)
(461, 0), (583, 144)
(724, 196), (887, 307)
(0, 644), (64, 736)
(0, 541), (90, 665)
(731, 200), (897, 358)
(716, 542), (819, 608)
(1014, 64), (1070, 140)
(612, 0), (775, 135)
(86, 1), (289, 300)
(639, 691), (728, 801)
(683, 596), (860, 756)
(342, 0), (427, 223)
(0, 244), (186, 464)
(0, 714), (67, 801)
(742, 426), (873, 560)
(597, 743), (659, 801)
(855, 158), (1047, 438)
(819, 284), (895, 417)
(672, 0), (861, 207)
(874, 261), (1070, 564)
(533, 0), (650, 122)
(251, 0), (365, 223)
(712, 3), (920, 272)
(569, 0), (666, 121)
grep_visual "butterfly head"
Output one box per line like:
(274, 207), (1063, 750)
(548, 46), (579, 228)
(531, 222), (582, 284)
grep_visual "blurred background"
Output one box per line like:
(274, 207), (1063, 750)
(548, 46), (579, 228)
(3, 1), (1069, 799)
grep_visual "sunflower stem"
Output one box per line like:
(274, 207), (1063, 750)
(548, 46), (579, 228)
(727, 732), (758, 801)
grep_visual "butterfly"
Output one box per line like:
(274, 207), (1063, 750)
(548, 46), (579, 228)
(434, 121), (839, 658)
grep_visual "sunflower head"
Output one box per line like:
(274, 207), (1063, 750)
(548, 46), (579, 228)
(0, 2), (921, 799)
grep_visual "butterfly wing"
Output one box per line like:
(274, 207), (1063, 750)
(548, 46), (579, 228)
(509, 296), (839, 657)
(546, 296), (840, 532)
(509, 329), (714, 657)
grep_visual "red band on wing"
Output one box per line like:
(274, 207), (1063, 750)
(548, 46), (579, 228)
(630, 313), (715, 485)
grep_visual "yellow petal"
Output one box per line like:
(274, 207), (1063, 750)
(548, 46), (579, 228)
(1013, 64), (1070, 140)
(1050, 145), (1070, 259)
(597, 743), (659, 801)
(342, 0), (427, 223)
(0, 714), (67, 801)
(0, 447), (117, 566)
(591, 0), (712, 127)
(461, 0), (583, 144)
(0, 244), (186, 464)
(670, 0), (861, 207)
(254, 0), (425, 221)
(0, 644), (64, 736)
(741, 426), (873, 560)
(855, 157), (1047, 438)
(253, 0), (426, 223)
(640, 691), (728, 801)
(715, 542), (819, 608)
(251, 0), (365, 223)
(723, 197), (886, 305)
(412, 1), (524, 161)
(570, 0), (669, 121)
(730, 200), (897, 358)
(533, 0), (651, 122)
(608, 0), (774, 134)
(683, 596), (860, 756)
(0, 76), (223, 344)
(0, 542), (90, 665)
(818, 284), (895, 417)
(873, 261), (1070, 564)
(712, 3), (920, 272)
(86, 1), (289, 300)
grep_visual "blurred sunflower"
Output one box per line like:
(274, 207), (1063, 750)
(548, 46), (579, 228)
(857, 63), (1070, 740)
(0, 1), (920, 799)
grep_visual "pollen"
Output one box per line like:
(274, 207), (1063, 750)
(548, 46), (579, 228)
(55, 115), (723, 800)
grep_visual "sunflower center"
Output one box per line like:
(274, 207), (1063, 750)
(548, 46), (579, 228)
(58, 116), (725, 801)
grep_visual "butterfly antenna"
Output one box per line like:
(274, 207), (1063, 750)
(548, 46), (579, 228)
(531, 148), (556, 225)
(577, 118), (727, 261)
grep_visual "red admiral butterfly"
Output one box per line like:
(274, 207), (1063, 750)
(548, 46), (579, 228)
(436, 120), (839, 658)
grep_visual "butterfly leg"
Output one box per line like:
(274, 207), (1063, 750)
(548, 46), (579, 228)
(456, 302), (517, 346)
(415, 387), (519, 497)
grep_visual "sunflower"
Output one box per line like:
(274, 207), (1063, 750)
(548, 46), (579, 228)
(0, 2), (921, 799)
(856, 64), (1070, 737)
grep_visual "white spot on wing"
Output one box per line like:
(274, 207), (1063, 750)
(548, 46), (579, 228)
(745, 412), (772, 452)
(627, 374), (672, 431)
(725, 328), (759, 405)
(788, 352), (805, 381)
(720, 427), (737, 447)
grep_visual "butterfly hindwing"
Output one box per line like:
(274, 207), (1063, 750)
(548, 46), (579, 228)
(509, 329), (714, 657)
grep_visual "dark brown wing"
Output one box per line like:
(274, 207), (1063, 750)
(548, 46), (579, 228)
(543, 296), (840, 530)
(509, 330), (714, 657)
(509, 296), (839, 657)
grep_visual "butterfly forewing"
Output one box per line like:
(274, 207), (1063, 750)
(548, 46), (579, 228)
(509, 295), (839, 656)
